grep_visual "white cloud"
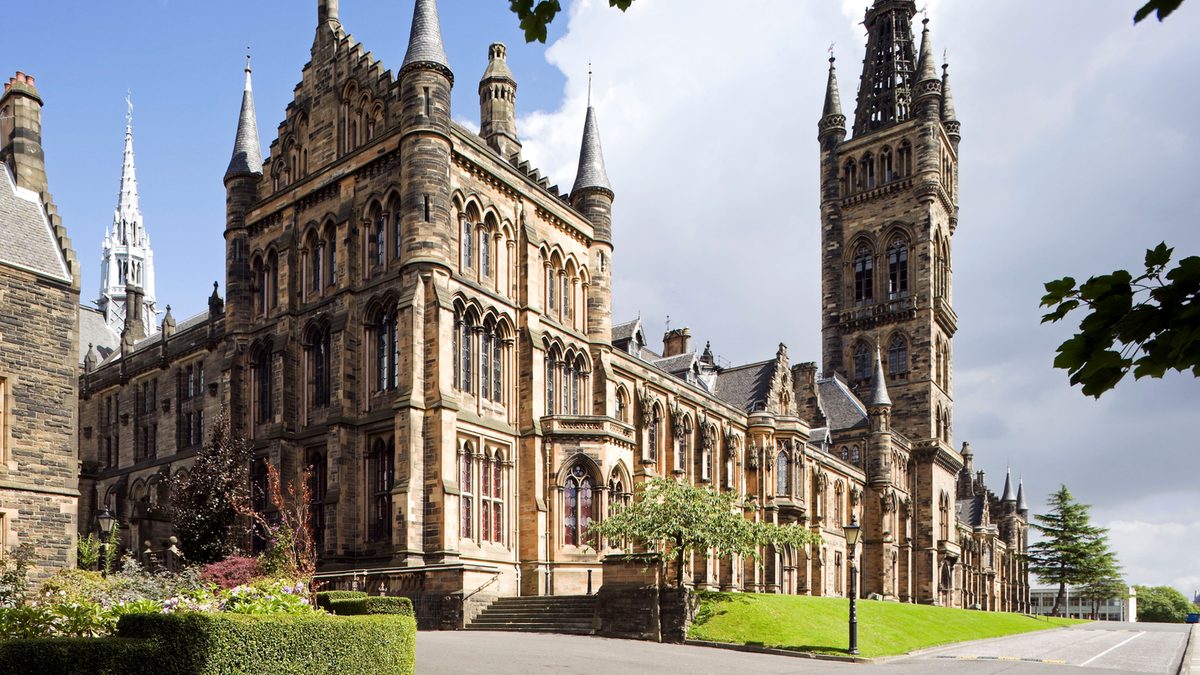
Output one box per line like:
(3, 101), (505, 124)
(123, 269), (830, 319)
(518, 0), (1200, 593)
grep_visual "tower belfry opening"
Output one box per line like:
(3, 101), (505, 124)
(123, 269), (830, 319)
(853, 0), (918, 136)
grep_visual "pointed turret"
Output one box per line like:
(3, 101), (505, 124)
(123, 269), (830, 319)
(572, 107), (613, 196)
(941, 62), (960, 148)
(225, 56), (263, 181)
(161, 305), (176, 338)
(1016, 478), (1028, 514)
(852, 0), (918, 136)
(1001, 467), (1016, 502)
(913, 18), (943, 118)
(869, 346), (892, 407)
(402, 0), (450, 73)
(479, 43), (521, 161)
(915, 19), (939, 85)
(115, 105), (142, 236)
(83, 343), (96, 373)
(818, 55), (847, 148)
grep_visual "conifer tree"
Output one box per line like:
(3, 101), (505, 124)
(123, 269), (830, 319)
(1078, 545), (1126, 620)
(1026, 485), (1107, 616)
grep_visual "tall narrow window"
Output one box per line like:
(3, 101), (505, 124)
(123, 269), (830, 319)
(545, 353), (556, 414)
(480, 229), (491, 280)
(481, 455), (492, 542)
(888, 238), (909, 299)
(461, 219), (474, 272)
(570, 359), (581, 415)
(369, 439), (393, 542)
(547, 268), (556, 312)
(460, 448), (473, 540)
(374, 212), (386, 268)
(480, 330), (492, 401)
(267, 252), (279, 309)
(864, 154), (876, 189)
(561, 361), (571, 417)
(561, 276), (571, 320)
(492, 456), (503, 543)
(853, 245), (874, 306)
(309, 327), (332, 408)
(308, 451), (327, 549)
(491, 333), (502, 403)
(255, 349), (272, 423)
(881, 147), (894, 181)
(326, 233), (337, 286)
(460, 320), (473, 393)
(888, 334), (908, 376)
(647, 408), (660, 463)
(310, 238), (323, 293)
(393, 209), (403, 260)
(775, 451), (789, 496)
(853, 342), (870, 382)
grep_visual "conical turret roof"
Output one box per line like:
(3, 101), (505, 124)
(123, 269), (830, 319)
(1016, 478), (1028, 512)
(869, 346), (891, 407)
(1001, 467), (1016, 502)
(402, 0), (450, 71)
(572, 107), (612, 194)
(941, 62), (958, 122)
(916, 18), (939, 84)
(823, 56), (843, 119)
(225, 57), (263, 180)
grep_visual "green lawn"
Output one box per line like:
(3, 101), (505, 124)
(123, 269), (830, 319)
(688, 592), (1086, 658)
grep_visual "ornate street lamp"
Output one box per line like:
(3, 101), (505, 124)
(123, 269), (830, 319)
(844, 514), (862, 656)
(97, 506), (116, 576)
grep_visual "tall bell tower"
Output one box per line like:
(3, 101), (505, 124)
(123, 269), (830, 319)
(818, 0), (960, 447)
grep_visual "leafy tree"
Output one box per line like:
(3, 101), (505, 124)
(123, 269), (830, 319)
(1135, 584), (1194, 622)
(509, 0), (634, 43)
(0, 543), (35, 608)
(169, 409), (252, 564)
(1026, 485), (1108, 616)
(588, 477), (820, 586)
(234, 462), (317, 580)
(1041, 244), (1199, 398)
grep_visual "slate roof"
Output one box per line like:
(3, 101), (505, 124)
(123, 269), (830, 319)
(402, 0), (450, 70)
(96, 308), (210, 368)
(612, 319), (639, 343)
(226, 62), (263, 179)
(572, 107), (612, 194)
(653, 352), (697, 378)
(0, 164), (69, 282)
(956, 495), (986, 528)
(713, 359), (774, 413)
(815, 376), (868, 430)
(79, 306), (120, 366)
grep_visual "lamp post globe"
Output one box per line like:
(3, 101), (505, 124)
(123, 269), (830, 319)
(844, 515), (861, 656)
(97, 506), (115, 534)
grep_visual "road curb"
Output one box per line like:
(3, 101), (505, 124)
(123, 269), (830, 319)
(1179, 623), (1198, 675)
(874, 624), (1080, 663)
(683, 639), (874, 664)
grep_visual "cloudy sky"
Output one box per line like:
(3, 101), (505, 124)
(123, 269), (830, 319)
(2, 1), (1196, 596)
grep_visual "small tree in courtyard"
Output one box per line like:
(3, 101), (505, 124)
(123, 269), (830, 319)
(588, 477), (820, 587)
(169, 409), (252, 564)
(1026, 485), (1108, 616)
(1077, 546), (1126, 620)
(234, 462), (317, 580)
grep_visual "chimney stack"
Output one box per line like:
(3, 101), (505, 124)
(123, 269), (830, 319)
(662, 327), (692, 357)
(0, 71), (48, 194)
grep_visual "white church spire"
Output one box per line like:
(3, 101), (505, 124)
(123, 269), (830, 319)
(98, 92), (156, 336)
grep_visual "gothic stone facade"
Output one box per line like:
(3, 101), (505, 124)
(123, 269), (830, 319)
(0, 73), (81, 581)
(77, 0), (1028, 624)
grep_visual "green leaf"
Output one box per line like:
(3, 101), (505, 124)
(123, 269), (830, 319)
(1134, 0), (1186, 23)
(1145, 242), (1173, 270)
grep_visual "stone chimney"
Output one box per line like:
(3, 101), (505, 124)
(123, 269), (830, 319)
(662, 327), (691, 357)
(1, 72), (48, 194)
(124, 284), (147, 342)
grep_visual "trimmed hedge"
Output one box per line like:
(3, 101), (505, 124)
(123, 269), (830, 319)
(0, 637), (157, 675)
(328, 596), (414, 616)
(118, 612), (416, 674)
(315, 589), (368, 612)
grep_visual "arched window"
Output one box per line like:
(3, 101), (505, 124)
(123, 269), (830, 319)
(880, 146), (894, 182)
(267, 251), (279, 310)
(492, 327), (503, 403)
(460, 446), (474, 540)
(853, 342), (871, 382)
(775, 451), (789, 496)
(938, 492), (950, 541)
(616, 388), (629, 423)
(479, 227), (492, 281)
(307, 450), (327, 549)
(373, 209), (387, 268)
(481, 327), (492, 402)
(480, 451), (504, 544)
(843, 159), (857, 195)
(546, 265), (557, 312)
(560, 355), (571, 416)
(571, 355), (586, 415)
(325, 224), (338, 287)
(887, 237), (909, 299)
(544, 350), (556, 414)
(563, 464), (596, 547)
(853, 245), (874, 306)
(647, 406), (661, 463)
(460, 317), (474, 393)
(307, 326), (332, 409)
(253, 347), (272, 424)
(374, 306), (398, 393)
(368, 438), (392, 542)
(835, 481), (845, 526)
(898, 140), (913, 177)
(307, 232), (322, 294)
(253, 257), (266, 316)
(888, 334), (908, 376)
(863, 153), (876, 189)
(391, 198), (403, 261)
(724, 437), (736, 489)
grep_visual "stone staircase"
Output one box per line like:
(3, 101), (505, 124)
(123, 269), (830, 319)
(466, 595), (598, 635)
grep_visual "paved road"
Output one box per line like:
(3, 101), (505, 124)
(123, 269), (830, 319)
(416, 621), (1191, 674)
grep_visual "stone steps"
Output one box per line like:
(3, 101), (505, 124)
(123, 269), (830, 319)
(466, 595), (598, 635)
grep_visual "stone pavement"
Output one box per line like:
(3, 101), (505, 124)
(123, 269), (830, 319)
(416, 621), (1191, 675)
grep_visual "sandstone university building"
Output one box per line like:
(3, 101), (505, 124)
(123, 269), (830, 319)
(2, 0), (1031, 623)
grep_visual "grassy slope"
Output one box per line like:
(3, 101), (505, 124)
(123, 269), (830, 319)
(689, 592), (1086, 658)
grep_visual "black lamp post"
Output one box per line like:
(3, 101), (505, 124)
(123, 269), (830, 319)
(844, 515), (862, 656)
(97, 506), (116, 576)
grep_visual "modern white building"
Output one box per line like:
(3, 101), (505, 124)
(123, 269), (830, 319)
(97, 96), (156, 336)
(1029, 586), (1137, 622)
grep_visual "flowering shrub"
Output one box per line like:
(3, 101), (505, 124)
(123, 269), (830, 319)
(219, 579), (313, 615)
(198, 555), (261, 590)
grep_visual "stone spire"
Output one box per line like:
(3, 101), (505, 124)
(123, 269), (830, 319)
(819, 54), (847, 142)
(98, 93), (156, 336)
(161, 304), (176, 337)
(941, 61), (960, 146)
(479, 43), (521, 161)
(1016, 477), (1028, 513)
(915, 19), (940, 84)
(225, 55), (263, 181)
(1001, 467), (1016, 502)
(869, 345), (891, 407)
(572, 107), (612, 195)
(402, 0), (450, 72)
(852, 0), (918, 136)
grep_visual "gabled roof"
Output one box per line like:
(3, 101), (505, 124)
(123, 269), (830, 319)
(956, 495), (986, 528)
(79, 306), (120, 366)
(653, 351), (698, 378)
(713, 359), (775, 413)
(815, 376), (869, 431)
(0, 164), (70, 282)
